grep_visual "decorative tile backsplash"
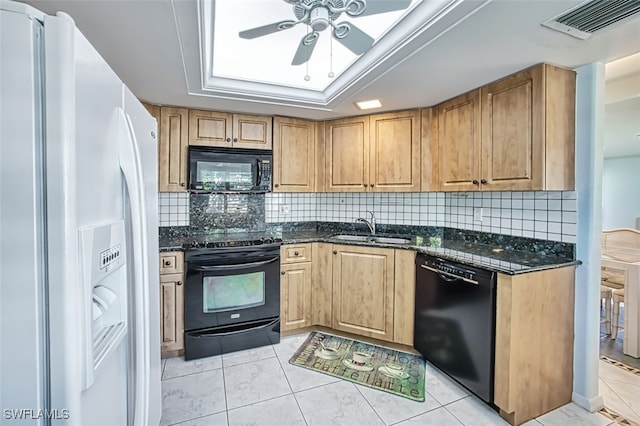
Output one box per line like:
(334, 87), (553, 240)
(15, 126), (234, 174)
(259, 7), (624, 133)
(265, 191), (577, 243)
(158, 190), (578, 243)
(158, 192), (189, 226)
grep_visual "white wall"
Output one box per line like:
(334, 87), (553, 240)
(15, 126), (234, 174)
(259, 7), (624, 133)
(602, 155), (640, 229)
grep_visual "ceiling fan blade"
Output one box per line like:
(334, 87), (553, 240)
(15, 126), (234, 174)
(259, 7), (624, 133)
(334, 22), (374, 55)
(292, 32), (319, 65)
(348, 0), (412, 17)
(239, 20), (296, 39)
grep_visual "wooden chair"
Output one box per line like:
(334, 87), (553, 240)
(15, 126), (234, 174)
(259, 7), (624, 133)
(600, 285), (612, 335)
(602, 228), (640, 263)
(601, 228), (640, 340)
(612, 288), (625, 338)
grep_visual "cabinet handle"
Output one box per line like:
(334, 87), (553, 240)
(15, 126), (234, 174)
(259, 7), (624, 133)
(333, 250), (337, 255)
(481, 179), (487, 184)
(472, 179), (479, 185)
(177, 281), (182, 286)
(274, 184), (279, 188)
(281, 271), (286, 275)
(233, 138), (238, 143)
(294, 251), (299, 256)
(226, 137), (231, 142)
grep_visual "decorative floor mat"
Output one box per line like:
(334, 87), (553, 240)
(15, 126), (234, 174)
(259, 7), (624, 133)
(289, 331), (426, 402)
(599, 407), (640, 426)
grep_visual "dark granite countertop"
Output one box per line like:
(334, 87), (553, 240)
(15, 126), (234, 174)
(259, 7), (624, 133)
(159, 224), (579, 275)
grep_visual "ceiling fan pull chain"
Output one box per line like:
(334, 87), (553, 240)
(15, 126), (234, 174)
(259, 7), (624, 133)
(304, 22), (311, 81)
(328, 18), (334, 78)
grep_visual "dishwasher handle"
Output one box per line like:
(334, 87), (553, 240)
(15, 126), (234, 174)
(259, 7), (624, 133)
(419, 264), (480, 285)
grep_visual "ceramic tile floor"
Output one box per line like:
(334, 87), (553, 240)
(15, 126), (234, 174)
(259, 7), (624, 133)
(160, 333), (618, 426)
(599, 358), (640, 424)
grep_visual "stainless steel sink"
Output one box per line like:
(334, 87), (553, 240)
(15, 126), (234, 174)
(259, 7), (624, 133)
(332, 234), (371, 242)
(372, 237), (412, 245)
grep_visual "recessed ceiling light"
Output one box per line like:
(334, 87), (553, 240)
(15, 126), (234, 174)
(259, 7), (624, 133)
(355, 99), (382, 110)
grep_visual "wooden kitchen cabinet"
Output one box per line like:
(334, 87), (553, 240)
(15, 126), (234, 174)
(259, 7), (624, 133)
(494, 266), (575, 425)
(436, 89), (482, 192)
(331, 244), (395, 342)
(324, 111), (421, 192)
(393, 249), (416, 346)
(159, 251), (184, 357)
(159, 107), (189, 192)
(311, 242), (333, 327)
(189, 109), (273, 150)
(273, 116), (316, 192)
(481, 63), (575, 191)
(324, 115), (370, 192)
(280, 244), (313, 331)
(434, 63), (575, 192)
(369, 110), (421, 192)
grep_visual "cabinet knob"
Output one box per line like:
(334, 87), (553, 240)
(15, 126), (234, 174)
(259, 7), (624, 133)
(281, 271), (286, 275)
(274, 184), (279, 188)
(481, 179), (487, 184)
(164, 260), (172, 267)
(233, 138), (238, 143)
(333, 250), (337, 255)
(177, 281), (182, 286)
(226, 137), (231, 142)
(370, 184), (375, 188)
(294, 251), (299, 256)
(180, 182), (186, 187)
(472, 179), (479, 185)
(363, 184), (367, 187)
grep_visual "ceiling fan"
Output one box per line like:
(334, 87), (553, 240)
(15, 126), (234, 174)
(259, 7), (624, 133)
(239, 0), (413, 66)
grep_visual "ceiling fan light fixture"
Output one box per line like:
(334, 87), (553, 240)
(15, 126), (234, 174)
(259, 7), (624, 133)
(355, 99), (382, 110)
(310, 7), (330, 31)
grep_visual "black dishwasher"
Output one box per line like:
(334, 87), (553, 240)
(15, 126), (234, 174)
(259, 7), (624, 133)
(414, 253), (497, 403)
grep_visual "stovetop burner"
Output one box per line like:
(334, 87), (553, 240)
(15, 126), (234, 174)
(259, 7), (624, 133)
(183, 237), (283, 250)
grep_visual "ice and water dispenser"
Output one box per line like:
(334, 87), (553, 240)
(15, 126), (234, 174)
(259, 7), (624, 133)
(79, 220), (128, 389)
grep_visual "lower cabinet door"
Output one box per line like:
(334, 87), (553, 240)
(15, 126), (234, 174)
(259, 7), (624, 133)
(332, 245), (395, 342)
(160, 273), (184, 354)
(280, 262), (312, 331)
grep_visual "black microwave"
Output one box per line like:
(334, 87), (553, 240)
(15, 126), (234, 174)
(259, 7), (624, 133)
(188, 147), (272, 193)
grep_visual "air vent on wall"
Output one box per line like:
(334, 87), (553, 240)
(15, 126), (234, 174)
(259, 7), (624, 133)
(542, 0), (640, 40)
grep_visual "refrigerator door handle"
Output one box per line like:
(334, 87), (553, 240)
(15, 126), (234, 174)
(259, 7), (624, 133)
(117, 108), (152, 426)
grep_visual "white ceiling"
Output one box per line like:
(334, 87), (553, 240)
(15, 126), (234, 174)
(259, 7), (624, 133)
(19, 0), (640, 157)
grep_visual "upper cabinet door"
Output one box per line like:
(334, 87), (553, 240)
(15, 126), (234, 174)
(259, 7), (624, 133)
(325, 116), (370, 192)
(232, 114), (273, 150)
(481, 66), (543, 191)
(159, 107), (188, 192)
(273, 116), (315, 192)
(188, 109), (232, 147)
(369, 110), (421, 192)
(481, 64), (575, 191)
(188, 111), (272, 150)
(437, 89), (482, 192)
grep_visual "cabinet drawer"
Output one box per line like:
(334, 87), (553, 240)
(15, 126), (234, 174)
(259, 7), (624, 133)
(160, 251), (184, 274)
(281, 244), (313, 263)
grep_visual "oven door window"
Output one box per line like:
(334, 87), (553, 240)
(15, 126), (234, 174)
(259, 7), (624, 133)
(202, 271), (265, 313)
(197, 161), (253, 191)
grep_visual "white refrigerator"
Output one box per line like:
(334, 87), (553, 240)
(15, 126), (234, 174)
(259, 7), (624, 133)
(0, 1), (162, 425)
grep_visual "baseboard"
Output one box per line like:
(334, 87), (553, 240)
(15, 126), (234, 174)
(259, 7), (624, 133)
(572, 392), (605, 412)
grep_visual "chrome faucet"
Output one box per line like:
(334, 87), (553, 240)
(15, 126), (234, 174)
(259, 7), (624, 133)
(355, 210), (376, 235)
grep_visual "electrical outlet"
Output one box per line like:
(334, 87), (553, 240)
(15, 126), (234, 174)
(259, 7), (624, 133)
(473, 207), (483, 222)
(279, 205), (290, 215)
